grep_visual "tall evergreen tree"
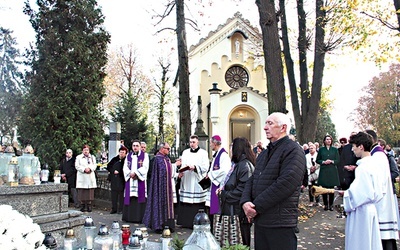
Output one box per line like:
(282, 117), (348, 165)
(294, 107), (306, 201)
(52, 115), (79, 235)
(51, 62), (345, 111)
(110, 92), (147, 148)
(0, 27), (24, 141)
(316, 110), (337, 143)
(19, 0), (110, 168)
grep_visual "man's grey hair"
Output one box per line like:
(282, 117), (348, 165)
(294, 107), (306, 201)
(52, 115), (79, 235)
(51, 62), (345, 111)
(140, 142), (146, 146)
(270, 112), (291, 135)
(157, 142), (166, 150)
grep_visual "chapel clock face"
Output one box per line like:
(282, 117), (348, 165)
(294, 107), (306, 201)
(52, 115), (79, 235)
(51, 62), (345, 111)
(225, 66), (249, 89)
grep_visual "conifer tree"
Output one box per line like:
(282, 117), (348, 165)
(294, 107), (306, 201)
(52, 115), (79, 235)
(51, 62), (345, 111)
(19, 0), (110, 167)
(0, 27), (24, 142)
(110, 91), (147, 148)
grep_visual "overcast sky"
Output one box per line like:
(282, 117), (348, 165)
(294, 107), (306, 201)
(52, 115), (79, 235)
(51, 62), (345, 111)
(1, 0), (391, 140)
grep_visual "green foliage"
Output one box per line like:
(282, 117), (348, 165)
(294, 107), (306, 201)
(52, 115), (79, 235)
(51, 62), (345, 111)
(110, 91), (148, 149)
(171, 234), (185, 250)
(0, 27), (24, 140)
(18, 0), (110, 168)
(316, 109), (337, 143)
(221, 241), (250, 250)
(353, 63), (400, 146)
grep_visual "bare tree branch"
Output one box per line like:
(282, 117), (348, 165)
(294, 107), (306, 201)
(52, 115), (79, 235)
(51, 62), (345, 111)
(155, 27), (176, 34)
(153, 1), (176, 26)
(361, 11), (400, 32)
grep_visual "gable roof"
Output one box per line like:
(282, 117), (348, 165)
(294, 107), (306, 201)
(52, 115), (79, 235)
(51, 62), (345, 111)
(189, 12), (262, 53)
(221, 85), (267, 99)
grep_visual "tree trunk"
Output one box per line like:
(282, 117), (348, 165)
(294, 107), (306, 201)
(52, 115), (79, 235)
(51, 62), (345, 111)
(256, 0), (286, 114)
(394, 0), (400, 31)
(280, 0), (301, 135)
(301, 0), (326, 143)
(176, 0), (191, 151)
(297, 0), (310, 143)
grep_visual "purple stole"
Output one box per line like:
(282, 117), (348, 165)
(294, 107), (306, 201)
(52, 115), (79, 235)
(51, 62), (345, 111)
(124, 151), (146, 205)
(164, 156), (174, 219)
(210, 148), (226, 215)
(371, 145), (384, 156)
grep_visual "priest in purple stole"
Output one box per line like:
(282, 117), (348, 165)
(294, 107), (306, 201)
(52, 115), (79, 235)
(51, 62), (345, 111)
(143, 142), (177, 233)
(206, 135), (231, 229)
(122, 140), (149, 223)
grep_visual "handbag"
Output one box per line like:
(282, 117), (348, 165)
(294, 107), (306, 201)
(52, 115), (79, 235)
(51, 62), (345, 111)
(309, 172), (319, 182)
(213, 205), (242, 247)
(308, 164), (319, 182)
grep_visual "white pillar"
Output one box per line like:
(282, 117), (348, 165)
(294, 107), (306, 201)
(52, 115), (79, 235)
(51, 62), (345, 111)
(108, 122), (121, 160)
(209, 83), (222, 133)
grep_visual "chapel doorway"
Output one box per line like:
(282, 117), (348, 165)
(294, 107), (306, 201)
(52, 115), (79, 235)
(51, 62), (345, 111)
(229, 107), (256, 144)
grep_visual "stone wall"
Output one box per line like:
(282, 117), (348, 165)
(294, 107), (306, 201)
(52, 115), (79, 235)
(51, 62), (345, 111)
(0, 183), (85, 247)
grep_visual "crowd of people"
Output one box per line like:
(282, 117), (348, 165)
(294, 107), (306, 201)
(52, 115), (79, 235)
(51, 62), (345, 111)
(55, 111), (400, 250)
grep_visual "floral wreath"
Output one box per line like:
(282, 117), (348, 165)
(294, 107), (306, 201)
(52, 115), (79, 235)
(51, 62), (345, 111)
(0, 205), (46, 249)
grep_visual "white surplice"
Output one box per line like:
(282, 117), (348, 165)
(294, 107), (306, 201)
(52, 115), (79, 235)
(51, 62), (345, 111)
(343, 156), (383, 250)
(123, 151), (149, 197)
(370, 148), (399, 240)
(180, 147), (209, 203)
(205, 148), (231, 207)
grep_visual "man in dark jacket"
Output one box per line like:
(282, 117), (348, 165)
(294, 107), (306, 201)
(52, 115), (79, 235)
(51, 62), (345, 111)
(107, 146), (128, 214)
(60, 149), (79, 208)
(240, 112), (306, 250)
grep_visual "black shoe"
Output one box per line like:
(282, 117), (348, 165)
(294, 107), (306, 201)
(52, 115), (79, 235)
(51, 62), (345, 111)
(154, 229), (163, 234)
(324, 205), (328, 211)
(80, 205), (87, 212)
(329, 206), (334, 211)
(87, 205), (92, 212)
(294, 227), (299, 233)
(110, 211), (117, 214)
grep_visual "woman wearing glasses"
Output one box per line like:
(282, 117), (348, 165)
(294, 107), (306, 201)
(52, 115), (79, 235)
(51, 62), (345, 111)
(75, 144), (97, 212)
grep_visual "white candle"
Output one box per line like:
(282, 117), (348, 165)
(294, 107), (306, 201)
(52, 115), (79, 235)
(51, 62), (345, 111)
(64, 240), (72, 250)
(86, 235), (93, 249)
(112, 240), (119, 250)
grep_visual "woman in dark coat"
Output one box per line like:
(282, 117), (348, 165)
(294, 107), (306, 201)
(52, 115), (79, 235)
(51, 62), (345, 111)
(316, 134), (340, 211)
(106, 146), (128, 214)
(216, 137), (255, 247)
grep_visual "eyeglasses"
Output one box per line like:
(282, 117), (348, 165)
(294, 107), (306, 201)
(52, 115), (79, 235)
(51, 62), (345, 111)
(163, 147), (171, 150)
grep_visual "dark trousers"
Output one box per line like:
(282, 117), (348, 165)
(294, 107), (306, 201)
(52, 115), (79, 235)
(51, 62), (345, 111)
(240, 222), (252, 247)
(254, 224), (297, 250)
(69, 187), (80, 207)
(382, 239), (397, 250)
(111, 190), (124, 213)
(322, 193), (334, 206)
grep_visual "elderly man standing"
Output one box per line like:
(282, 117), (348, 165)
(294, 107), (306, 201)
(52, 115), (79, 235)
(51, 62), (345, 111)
(206, 135), (231, 226)
(122, 140), (149, 223)
(60, 149), (79, 208)
(177, 135), (209, 228)
(143, 142), (176, 233)
(240, 112), (305, 250)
